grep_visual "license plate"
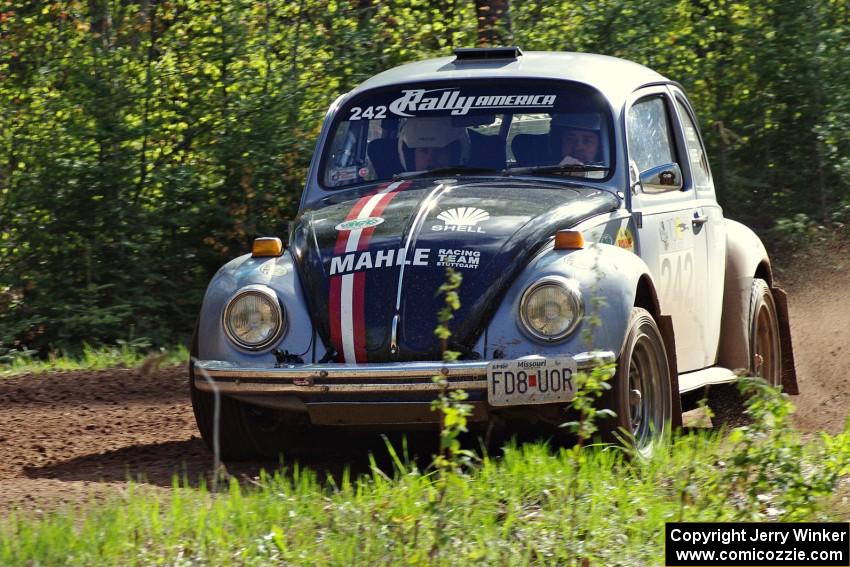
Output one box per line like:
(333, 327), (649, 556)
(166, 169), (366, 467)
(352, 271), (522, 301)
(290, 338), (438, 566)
(487, 357), (578, 407)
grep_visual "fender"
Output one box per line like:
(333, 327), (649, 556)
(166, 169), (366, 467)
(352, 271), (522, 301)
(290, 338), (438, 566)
(484, 243), (663, 357)
(717, 220), (798, 393)
(484, 243), (682, 425)
(197, 251), (315, 364)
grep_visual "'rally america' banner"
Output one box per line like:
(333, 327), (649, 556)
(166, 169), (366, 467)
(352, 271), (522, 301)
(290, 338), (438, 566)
(388, 89), (557, 117)
(341, 80), (611, 121)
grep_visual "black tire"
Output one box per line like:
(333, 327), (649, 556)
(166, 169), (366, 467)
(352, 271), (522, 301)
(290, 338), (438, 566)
(749, 278), (782, 386)
(190, 369), (262, 461)
(190, 329), (316, 460)
(707, 278), (783, 429)
(599, 307), (672, 457)
(189, 331), (261, 460)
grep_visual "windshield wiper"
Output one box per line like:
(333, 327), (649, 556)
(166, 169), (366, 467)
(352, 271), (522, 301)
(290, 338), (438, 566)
(502, 163), (610, 176)
(393, 166), (500, 180)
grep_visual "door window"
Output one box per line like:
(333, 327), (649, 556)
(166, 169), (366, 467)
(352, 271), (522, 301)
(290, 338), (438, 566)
(627, 96), (677, 173)
(675, 98), (712, 189)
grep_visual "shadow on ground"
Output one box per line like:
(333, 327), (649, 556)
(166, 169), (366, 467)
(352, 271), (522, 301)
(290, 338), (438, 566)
(23, 433), (444, 489)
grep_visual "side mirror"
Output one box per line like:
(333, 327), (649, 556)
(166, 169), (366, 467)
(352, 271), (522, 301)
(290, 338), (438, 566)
(639, 162), (683, 193)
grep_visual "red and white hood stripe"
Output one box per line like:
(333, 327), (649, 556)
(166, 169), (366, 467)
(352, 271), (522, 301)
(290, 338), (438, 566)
(328, 181), (408, 362)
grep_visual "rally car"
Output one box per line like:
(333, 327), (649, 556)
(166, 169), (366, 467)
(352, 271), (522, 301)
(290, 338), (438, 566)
(190, 47), (797, 459)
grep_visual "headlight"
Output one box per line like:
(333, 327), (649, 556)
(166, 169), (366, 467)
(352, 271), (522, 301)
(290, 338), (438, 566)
(519, 277), (583, 342)
(223, 285), (286, 350)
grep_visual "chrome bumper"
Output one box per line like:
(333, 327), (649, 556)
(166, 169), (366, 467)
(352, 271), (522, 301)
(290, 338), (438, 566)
(192, 352), (615, 396)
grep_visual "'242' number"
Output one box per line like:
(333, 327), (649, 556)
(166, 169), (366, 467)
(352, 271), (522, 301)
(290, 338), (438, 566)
(349, 106), (387, 120)
(660, 250), (694, 306)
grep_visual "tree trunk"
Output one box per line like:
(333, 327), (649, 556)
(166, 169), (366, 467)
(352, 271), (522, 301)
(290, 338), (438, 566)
(134, 0), (159, 203)
(88, 0), (110, 47)
(810, 0), (828, 221)
(474, 0), (511, 47)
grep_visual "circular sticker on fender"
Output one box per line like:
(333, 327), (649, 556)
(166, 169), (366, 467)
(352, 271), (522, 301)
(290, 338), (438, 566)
(259, 261), (290, 277)
(335, 217), (384, 231)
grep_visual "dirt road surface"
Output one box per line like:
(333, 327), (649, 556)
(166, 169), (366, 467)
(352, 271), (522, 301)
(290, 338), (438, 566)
(1, 250), (848, 515)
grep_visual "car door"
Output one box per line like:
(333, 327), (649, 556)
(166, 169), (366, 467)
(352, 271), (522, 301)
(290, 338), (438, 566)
(625, 87), (709, 373)
(669, 88), (726, 367)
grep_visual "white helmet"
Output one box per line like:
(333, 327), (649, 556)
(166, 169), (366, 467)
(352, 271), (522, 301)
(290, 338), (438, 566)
(398, 117), (469, 170)
(551, 112), (602, 132)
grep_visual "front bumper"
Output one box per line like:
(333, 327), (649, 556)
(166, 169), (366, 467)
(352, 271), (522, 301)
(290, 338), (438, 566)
(193, 352), (614, 426)
(193, 352), (614, 396)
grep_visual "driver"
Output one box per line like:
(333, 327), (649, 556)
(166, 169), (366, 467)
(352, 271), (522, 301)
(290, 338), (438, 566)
(398, 117), (469, 171)
(552, 113), (603, 165)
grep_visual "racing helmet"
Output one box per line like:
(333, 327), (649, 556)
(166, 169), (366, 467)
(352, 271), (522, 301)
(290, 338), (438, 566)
(398, 117), (470, 170)
(551, 112), (602, 132)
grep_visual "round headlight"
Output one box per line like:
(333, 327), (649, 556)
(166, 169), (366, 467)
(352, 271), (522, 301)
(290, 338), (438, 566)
(223, 285), (285, 350)
(519, 277), (583, 342)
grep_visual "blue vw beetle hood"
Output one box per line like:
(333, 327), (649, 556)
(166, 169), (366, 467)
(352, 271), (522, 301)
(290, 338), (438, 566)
(289, 178), (618, 363)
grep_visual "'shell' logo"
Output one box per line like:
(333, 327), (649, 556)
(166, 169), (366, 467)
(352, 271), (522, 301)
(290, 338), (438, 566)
(432, 207), (489, 233)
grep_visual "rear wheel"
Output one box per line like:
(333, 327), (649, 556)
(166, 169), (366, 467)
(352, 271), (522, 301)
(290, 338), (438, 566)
(600, 308), (672, 457)
(749, 278), (782, 386)
(708, 278), (783, 428)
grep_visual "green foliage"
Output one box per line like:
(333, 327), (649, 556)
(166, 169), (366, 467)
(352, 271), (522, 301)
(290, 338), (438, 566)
(700, 377), (846, 521)
(0, 0), (474, 354)
(433, 268), (463, 348)
(770, 203), (850, 250)
(431, 268), (476, 474)
(772, 213), (822, 245)
(513, 0), (850, 225)
(1, 0), (849, 353)
(560, 363), (615, 444)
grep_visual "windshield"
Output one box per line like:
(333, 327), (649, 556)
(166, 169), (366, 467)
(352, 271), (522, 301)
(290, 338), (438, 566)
(321, 80), (613, 188)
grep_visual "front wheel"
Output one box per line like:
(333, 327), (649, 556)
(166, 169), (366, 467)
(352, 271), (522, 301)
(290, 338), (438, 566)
(189, 329), (312, 461)
(600, 307), (672, 457)
(191, 363), (315, 460)
(190, 367), (259, 461)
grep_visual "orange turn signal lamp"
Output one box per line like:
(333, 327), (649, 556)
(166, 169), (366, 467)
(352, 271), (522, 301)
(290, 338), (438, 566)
(554, 230), (585, 250)
(252, 237), (284, 257)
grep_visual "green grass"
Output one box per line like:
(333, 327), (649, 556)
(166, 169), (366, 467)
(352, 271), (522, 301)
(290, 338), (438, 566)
(0, 343), (189, 377)
(1, 424), (848, 566)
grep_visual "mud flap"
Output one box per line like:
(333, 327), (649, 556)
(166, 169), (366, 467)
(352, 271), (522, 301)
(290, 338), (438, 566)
(657, 314), (683, 429)
(772, 286), (799, 395)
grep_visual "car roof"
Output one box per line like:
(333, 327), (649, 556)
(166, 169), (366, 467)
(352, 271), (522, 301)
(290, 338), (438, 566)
(351, 51), (670, 110)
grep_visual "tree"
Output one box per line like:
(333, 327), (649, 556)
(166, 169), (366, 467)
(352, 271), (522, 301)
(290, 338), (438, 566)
(474, 0), (511, 46)
(0, 0), (847, 354)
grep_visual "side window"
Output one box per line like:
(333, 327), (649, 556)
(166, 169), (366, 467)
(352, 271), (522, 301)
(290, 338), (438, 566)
(627, 96), (676, 173)
(675, 98), (712, 189)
